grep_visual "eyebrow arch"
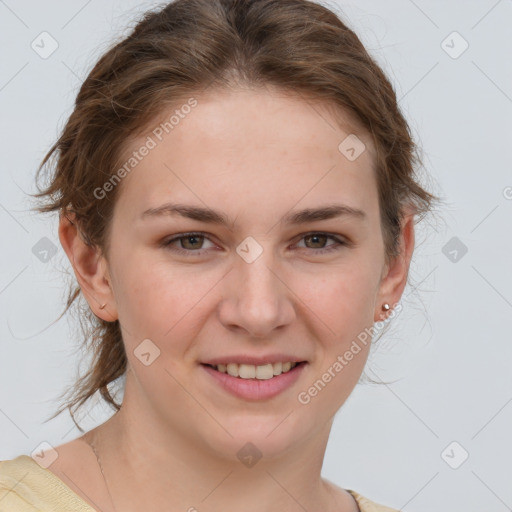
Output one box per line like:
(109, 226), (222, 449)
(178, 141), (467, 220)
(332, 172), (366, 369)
(141, 202), (367, 226)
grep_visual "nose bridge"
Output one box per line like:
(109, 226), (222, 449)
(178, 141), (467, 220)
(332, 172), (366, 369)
(238, 239), (281, 308)
(240, 248), (278, 300)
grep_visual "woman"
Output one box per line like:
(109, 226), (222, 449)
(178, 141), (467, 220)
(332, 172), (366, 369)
(0, 0), (438, 510)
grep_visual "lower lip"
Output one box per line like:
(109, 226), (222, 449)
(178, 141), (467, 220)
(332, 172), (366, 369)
(201, 363), (307, 401)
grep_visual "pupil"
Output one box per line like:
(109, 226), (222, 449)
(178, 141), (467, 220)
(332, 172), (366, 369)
(184, 235), (201, 249)
(308, 234), (325, 248)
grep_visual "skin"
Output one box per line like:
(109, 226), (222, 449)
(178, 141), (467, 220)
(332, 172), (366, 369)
(54, 85), (415, 512)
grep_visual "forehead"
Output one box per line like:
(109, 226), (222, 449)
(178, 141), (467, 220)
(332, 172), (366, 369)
(113, 86), (379, 223)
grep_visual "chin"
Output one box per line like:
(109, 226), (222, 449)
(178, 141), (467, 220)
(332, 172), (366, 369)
(201, 411), (312, 463)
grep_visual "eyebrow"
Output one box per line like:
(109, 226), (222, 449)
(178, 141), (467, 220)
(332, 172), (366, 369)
(140, 202), (367, 226)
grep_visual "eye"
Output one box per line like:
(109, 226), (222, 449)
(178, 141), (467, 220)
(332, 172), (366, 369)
(161, 231), (348, 257)
(295, 232), (347, 254)
(161, 232), (216, 255)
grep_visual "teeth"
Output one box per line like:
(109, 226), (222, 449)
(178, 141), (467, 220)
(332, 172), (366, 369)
(226, 363), (239, 377)
(215, 362), (298, 379)
(239, 364), (256, 379)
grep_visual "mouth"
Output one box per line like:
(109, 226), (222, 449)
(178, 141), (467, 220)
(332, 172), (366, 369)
(202, 361), (306, 380)
(200, 361), (308, 401)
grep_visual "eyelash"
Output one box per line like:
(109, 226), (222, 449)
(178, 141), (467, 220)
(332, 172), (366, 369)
(161, 231), (348, 256)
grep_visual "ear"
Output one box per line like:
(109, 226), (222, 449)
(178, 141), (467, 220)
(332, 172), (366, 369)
(58, 211), (118, 322)
(374, 211), (415, 322)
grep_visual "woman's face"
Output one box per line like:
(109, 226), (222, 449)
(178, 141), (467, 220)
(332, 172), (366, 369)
(92, 86), (409, 461)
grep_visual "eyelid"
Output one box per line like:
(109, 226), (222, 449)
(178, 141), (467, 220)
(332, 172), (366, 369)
(293, 231), (349, 245)
(161, 232), (218, 252)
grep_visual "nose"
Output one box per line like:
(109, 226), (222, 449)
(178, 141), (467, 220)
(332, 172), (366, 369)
(217, 246), (296, 339)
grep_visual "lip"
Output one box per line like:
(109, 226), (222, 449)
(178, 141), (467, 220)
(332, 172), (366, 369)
(202, 354), (307, 366)
(201, 362), (307, 401)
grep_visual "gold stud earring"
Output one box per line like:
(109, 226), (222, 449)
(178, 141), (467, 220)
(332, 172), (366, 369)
(99, 303), (107, 310)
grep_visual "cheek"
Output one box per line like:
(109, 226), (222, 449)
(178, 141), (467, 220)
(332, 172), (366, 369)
(113, 256), (215, 346)
(293, 262), (380, 337)
(295, 275), (376, 413)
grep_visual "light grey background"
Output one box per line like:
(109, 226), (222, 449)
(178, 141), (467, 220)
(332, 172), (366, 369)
(0, 1), (511, 511)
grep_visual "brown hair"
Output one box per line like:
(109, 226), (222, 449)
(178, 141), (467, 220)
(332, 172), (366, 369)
(32, 0), (440, 431)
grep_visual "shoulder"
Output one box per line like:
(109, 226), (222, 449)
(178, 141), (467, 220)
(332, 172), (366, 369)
(0, 455), (95, 512)
(0, 455), (41, 511)
(346, 489), (401, 512)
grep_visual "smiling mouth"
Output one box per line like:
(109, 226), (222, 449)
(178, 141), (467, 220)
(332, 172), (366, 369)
(202, 361), (306, 380)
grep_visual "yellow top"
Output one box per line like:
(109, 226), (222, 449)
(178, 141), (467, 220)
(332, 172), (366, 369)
(0, 455), (399, 512)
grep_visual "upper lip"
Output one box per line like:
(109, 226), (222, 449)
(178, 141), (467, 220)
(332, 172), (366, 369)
(202, 355), (307, 366)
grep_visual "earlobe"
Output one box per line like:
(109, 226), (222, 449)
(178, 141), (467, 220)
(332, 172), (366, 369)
(58, 211), (118, 322)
